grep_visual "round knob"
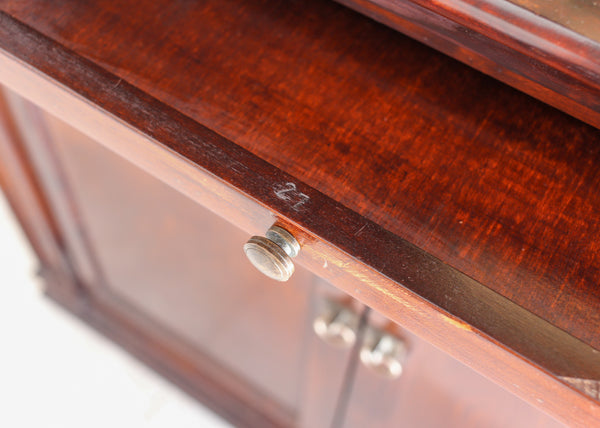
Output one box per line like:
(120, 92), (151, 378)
(243, 225), (300, 282)
(360, 328), (407, 379)
(313, 304), (360, 349)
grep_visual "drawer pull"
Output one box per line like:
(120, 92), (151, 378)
(244, 225), (299, 282)
(313, 303), (360, 349)
(360, 327), (407, 379)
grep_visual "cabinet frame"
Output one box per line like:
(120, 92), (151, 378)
(0, 11), (599, 425)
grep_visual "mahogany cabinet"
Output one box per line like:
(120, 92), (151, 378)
(1, 0), (599, 427)
(0, 93), (564, 427)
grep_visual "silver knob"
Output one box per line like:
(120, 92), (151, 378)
(360, 327), (408, 379)
(243, 225), (300, 282)
(313, 303), (360, 349)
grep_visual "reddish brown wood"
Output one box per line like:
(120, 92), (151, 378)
(0, 0), (599, 425)
(334, 0), (600, 129)
(2, 88), (300, 428)
(20, 106), (336, 427)
(342, 310), (565, 428)
(0, 87), (74, 290)
(1, 0), (598, 353)
(1, 87), (103, 289)
(4, 91), (596, 428)
(299, 280), (366, 428)
(3, 88), (596, 426)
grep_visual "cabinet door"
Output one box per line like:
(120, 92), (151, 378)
(340, 310), (565, 428)
(301, 280), (368, 428)
(3, 90), (353, 428)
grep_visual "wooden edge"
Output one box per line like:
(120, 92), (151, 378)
(1, 87), (106, 290)
(0, 87), (73, 284)
(334, 0), (600, 129)
(299, 280), (368, 428)
(42, 269), (293, 428)
(418, 0), (600, 76)
(0, 13), (598, 426)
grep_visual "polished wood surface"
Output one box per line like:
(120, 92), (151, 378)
(9, 90), (595, 427)
(35, 106), (345, 426)
(43, 109), (319, 417)
(1, 91), (304, 427)
(342, 311), (565, 428)
(1, 0), (598, 351)
(2, 87), (100, 289)
(2, 93), (567, 427)
(0, 89), (63, 274)
(299, 281), (366, 428)
(44, 271), (294, 428)
(335, 0), (600, 128)
(0, 0), (599, 425)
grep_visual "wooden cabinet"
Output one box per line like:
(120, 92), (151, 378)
(0, 92), (565, 427)
(1, 0), (599, 426)
(42, 109), (317, 421)
(2, 93), (352, 427)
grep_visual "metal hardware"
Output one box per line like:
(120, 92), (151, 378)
(360, 326), (408, 379)
(313, 303), (360, 349)
(243, 225), (299, 281)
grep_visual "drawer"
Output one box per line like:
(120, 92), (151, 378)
(0, 0), (599, 424)
(1, 90), (566, 427)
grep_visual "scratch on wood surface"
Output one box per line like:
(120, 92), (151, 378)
(443, 315), (475, 333)
(354, 223), (368, 236)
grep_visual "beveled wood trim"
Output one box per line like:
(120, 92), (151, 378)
(0, 14), (598, 426)
(0, 86), (72, 286)
(2, 87), (103, 290)
(335, 0), (600, 129)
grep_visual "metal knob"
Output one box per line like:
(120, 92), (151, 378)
(243, 225), (300, 282)
(360, 327), (408, 379)
(313, 304), (360, 349)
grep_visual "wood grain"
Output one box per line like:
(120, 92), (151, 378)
(1, 0), (598, 353)
(24, 99), (566, 427)
(334, 0), (600, 129)
(0, 0), (599, 425)
(2, 87), (101, 289)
